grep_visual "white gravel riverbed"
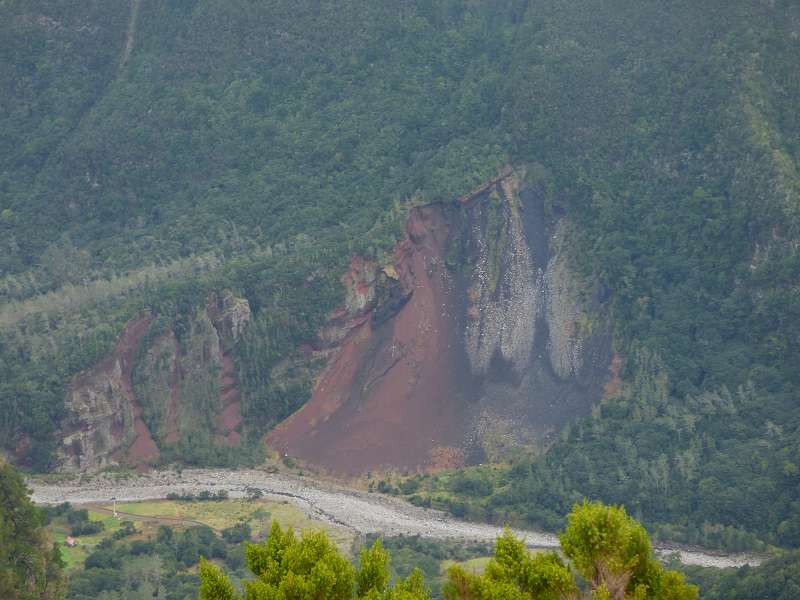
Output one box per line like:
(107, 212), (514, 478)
(28, 468), (763, 569)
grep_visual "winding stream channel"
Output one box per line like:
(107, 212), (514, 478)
(29, 468), (764, 569)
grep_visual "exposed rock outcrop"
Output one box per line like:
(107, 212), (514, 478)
(462, 175), (537, 377)
(207, 289), (252, 347)
(544, 220), (587, 379)
(59, 315), (159, 471)
(457, 176), (612, 460)
(317, 257), (381, 350)
(341, 257), (378, 317)
(269, 168), (613, 474)
(207, 289), (250, 443)
(59, 291), (252, 471)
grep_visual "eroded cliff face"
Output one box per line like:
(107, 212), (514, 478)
(462, 175), (537, 377)
(58, 290), (250, 471)
(269, 169), (613, 473)
(59, 316), (159, 471)
(454, 179), (611, 462)
(268, 206), (469, 473)
(59, 171), (610, 475)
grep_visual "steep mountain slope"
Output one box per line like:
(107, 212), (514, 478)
(0, 0), (511, 468)
(58, 292), (251, 471)
(485, 0), (800, 551)
(1, 0), (799, 551)
(268, 171), (612, 474)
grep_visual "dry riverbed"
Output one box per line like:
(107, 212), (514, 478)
(28, 468), (763, 569)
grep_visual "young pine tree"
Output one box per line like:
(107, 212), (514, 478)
(199, 521), (430, 600)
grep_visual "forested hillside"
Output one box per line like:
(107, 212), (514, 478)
(0, 0), (509, 468)
(0, 460), (65, 599)
(2, 0), (800, 555)
(478, 1), (800, 551)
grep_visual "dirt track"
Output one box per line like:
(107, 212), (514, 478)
(28, 468), (763, 569)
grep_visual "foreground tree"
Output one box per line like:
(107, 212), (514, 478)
(560, 501), (696, 600)
(199, 502), (696, 600)
(444, 532), (575, 600)
(0, 460), (66, 600)
(199, 521), (429, 600)
(444, 501), (697, 600)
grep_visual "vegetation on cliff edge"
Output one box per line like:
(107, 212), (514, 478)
(0, 0), (799, 554)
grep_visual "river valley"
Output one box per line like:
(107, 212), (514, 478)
(29, 468), (764, 569)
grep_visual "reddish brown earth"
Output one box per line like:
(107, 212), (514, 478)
(115, 317), (160, 465)
(267, 206), (468, 474)
(69, 315), (159, 466)
(603, 353), (623, 399)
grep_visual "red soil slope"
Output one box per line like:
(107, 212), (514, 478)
(68, 315), (160, 466)
(267, 206), (468, 474)
(115, 316), (160, 465)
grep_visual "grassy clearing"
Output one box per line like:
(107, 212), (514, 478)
(48, 509), (160, 570)
(105, 498), (356, 550)
(48, 497), (357, 570)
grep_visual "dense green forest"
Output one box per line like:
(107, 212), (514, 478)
(2, 0), (800, 557)
(683, 552), (800, 600)
(0, 461), (65, 599)
(425, 0), (800, 552)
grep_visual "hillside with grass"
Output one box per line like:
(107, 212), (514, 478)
(2, 0), (800, 559)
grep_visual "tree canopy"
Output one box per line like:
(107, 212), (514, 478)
(199, 521), (429, 600)
(0, 461), (65, 600)
(1, 0), (799, 553)
(199, 502), (696, 600)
